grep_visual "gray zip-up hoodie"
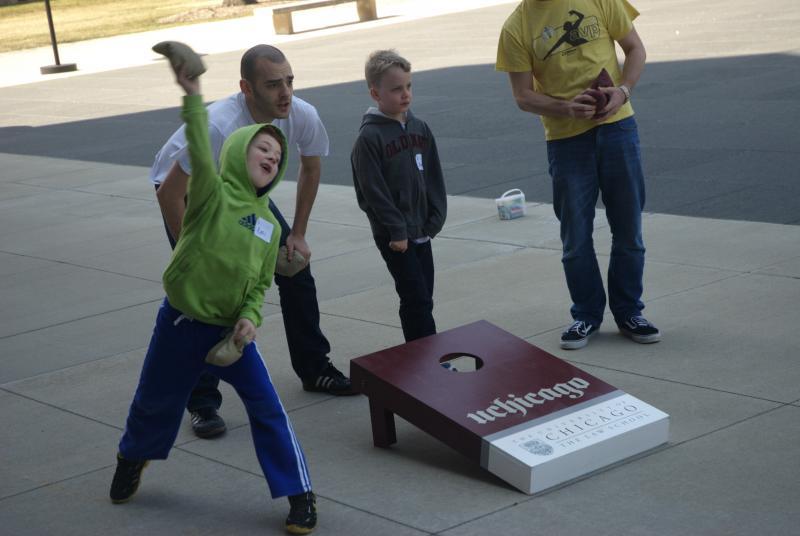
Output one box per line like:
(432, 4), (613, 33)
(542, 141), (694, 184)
(350, 108), (447, 241)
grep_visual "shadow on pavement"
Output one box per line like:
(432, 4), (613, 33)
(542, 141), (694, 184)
(1, 53), (798, 224)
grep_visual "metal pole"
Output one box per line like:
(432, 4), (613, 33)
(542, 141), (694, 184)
(44, 0), (61, 65)
(40, 0), (78, 75)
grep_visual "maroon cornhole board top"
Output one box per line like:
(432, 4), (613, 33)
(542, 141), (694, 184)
(350, 320), (618, 462)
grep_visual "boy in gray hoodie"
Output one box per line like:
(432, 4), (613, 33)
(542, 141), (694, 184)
(350, 50), (447, 342)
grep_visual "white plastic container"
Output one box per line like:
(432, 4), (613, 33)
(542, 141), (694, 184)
(495, 188), (526, 220)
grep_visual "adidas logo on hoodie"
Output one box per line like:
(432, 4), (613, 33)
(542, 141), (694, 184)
(239, 214), (257, 231)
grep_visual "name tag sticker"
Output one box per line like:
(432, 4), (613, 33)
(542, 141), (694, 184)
(254, 218), (274, 243)
(416, 153), (424, 171)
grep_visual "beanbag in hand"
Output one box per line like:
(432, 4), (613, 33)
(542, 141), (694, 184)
(591, 68), (614, 90)
(152, 41), (206, 79)
(582, 68), (614, 118)
(205, 332), (251, 367)
(275, 245), (308, 277)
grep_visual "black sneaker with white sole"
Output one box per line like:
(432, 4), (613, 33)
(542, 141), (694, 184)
(286, 491), (317, 534)
(302, 363), (356, 396)
(110, 453), (149, 504)
(618, 315), (661, 344)
(560, 320), (598, 350)
(190, 407), (227, 438)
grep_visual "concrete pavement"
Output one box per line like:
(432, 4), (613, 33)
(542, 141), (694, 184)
(1, 1), (799, 535)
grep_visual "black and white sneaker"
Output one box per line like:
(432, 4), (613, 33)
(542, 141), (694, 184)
(286, 491), (317, 534)
(109, 453), (149, 504)
(618, 316), (661, 344)
(303, 363), (356, 396)
(190, 408), (227, 439)
(560, 320), (598, 350)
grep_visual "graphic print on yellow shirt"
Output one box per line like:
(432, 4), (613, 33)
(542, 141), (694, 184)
(537, 9), (602, 61)
(496, 0), (639, 140)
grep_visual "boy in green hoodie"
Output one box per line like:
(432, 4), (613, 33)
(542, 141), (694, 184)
(109, 56), (317, 535)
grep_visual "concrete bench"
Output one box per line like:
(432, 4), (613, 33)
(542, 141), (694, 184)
(272, 0), (377, 35)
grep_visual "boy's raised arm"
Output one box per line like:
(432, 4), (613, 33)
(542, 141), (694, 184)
(174, 66), (218, 216)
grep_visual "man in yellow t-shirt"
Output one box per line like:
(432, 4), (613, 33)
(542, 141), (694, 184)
(496, 0), (661, 350)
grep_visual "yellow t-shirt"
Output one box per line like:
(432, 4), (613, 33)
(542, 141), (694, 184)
(496, 0), (639, 140)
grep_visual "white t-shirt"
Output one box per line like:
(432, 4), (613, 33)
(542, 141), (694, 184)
(149, 93), (329, 185)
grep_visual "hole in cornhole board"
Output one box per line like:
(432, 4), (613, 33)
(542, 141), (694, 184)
(439, 353), (483, 372)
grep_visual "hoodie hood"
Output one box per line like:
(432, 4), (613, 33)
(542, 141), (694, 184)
(218, 123), (288, 199)
(360, 107), (413, 129)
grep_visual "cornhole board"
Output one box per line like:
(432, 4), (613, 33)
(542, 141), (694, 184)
(350, 320), (669, 494)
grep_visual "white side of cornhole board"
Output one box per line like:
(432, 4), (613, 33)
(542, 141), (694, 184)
(480, 391), (669, 494)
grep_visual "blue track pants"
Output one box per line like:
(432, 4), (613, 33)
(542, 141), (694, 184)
(118, 298), (312, 499)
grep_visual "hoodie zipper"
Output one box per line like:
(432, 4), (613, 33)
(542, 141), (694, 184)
(416, 157), (425, 229)
(407, 123), (425, 234)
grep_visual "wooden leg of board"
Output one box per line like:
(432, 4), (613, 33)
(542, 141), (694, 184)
(369, 398), (397, 448)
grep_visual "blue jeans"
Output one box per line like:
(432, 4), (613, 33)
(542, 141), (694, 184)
(547, 116), (646, 327)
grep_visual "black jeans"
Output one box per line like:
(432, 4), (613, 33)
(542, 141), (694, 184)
(375, 238), (436, 342)
(156, 186), (331, 412)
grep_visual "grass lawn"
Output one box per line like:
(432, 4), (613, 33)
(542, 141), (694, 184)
(0, 0), (276, 53)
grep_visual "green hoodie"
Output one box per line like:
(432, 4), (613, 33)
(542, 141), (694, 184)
(162, 94), (288, 328)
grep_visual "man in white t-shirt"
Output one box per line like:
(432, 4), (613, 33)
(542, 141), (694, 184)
(151, 44), (354, 440)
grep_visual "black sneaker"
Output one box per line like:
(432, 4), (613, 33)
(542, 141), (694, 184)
(286, 491), (317, 534)
(302, 363), (356, 396)
(618, 315), (661, 344)
(190, 408), (227, 438)
(110, 453), (148, 504)
(560, 320), (598, 350)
